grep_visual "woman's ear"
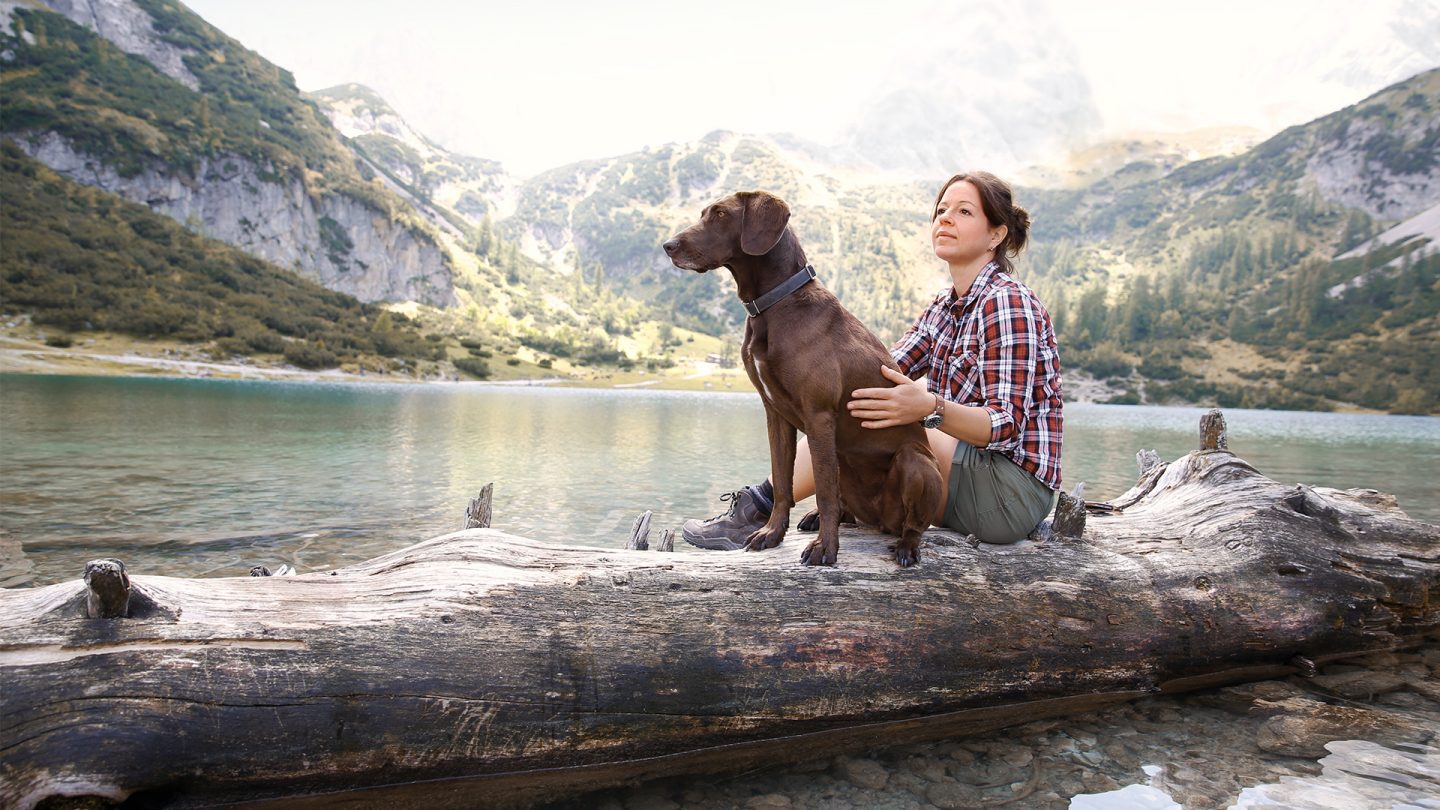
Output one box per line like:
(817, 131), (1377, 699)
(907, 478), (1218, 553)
(990, 224), (1008, 251)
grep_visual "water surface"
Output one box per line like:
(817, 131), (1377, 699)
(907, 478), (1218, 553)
(2, 374), (1436, 585)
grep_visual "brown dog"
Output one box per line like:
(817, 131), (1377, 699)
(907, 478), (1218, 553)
(663, 191), (945, 566)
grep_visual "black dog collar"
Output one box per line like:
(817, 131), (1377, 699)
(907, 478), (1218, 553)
(743, 264), (816, 318)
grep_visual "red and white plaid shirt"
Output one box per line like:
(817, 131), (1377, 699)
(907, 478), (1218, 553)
(890, 261), (1063, 491)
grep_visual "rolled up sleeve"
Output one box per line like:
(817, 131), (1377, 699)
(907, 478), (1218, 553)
(889, 313), (933, 379)
(976, 290), (1039, 452)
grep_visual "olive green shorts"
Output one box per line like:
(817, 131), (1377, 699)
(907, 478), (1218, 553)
(941, 442), (1057, 544)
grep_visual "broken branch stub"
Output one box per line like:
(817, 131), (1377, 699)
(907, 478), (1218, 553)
(1200, 409), (1228, 451)
(627, 511), (652, 551)
(83, 558), (130, 619)
(465, 483), (494, 530)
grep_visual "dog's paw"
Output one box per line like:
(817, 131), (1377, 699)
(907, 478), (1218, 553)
(797, 509), (820, 532)
(799, 539), (837, 566)
(892, 544), (921, 568)
(745, 526), (786, 551)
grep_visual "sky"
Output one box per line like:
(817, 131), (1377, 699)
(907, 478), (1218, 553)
(184, 0), (1440, 176)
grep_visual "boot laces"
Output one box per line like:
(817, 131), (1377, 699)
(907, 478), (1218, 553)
(705, 489), (745, 523)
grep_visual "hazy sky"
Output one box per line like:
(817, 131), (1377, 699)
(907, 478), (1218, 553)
(184, 0), (1440, 175)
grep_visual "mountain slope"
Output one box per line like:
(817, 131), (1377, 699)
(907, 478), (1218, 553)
(1, 0), (455, 306)
(0, 141), (441, 371)
(1016, 68), (1440, 412)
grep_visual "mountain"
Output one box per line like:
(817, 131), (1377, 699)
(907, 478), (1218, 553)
(839, 0), (1102, 178)
(2, 0), (1436, 411)
(308, 83), (513, 227)
(0, 0), (455, 306)
(1016, 68), (1440, 412)
(0, 141), (443, 372)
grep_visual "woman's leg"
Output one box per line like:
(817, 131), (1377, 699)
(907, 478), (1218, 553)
(785, 429), (957, 517)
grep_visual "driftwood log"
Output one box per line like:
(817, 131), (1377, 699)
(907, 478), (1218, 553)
(2, 426), (1438, 808)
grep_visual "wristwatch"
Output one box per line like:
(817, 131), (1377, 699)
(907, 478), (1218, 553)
(921, 393), (945, 429)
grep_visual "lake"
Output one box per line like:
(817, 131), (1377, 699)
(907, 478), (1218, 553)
(1, 373), (1437, 586)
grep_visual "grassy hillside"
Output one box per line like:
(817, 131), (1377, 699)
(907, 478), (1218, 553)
(0, 141), (441, 372)
(1017, 69), (1440, 412)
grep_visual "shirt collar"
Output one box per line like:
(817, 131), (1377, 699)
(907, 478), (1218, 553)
(948, 261), (1002, 312)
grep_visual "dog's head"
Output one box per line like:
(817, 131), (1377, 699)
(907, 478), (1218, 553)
(662, 191), (791, 272)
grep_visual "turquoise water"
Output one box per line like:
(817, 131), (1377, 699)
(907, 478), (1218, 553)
(2, 373), (1437, 586)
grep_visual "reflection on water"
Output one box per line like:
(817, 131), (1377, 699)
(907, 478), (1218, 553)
(1, 374), (1437, 585)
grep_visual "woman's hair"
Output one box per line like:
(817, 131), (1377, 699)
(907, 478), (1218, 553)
(932, 171), (1030, 272)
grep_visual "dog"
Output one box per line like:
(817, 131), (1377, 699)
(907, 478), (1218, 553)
(663, 191), (945, 566)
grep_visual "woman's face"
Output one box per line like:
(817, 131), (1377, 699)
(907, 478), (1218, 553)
(931, 180), (1004, 266)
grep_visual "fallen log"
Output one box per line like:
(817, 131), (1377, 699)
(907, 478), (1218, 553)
(2, 419), (1437, 809)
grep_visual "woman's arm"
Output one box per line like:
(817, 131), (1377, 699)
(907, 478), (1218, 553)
(846, 366), (993, 445)
(972, 289), (1040, 452)
(848, 289), (1041, 448)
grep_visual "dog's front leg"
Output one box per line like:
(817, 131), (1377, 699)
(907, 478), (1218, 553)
(746, 406), (795, 551)
(799, 411), (840, 566)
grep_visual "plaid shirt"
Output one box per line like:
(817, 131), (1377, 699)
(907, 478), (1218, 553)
(890, 262), (1063, 490)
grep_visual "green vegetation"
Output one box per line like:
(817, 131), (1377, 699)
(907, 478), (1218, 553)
(0, 142), (440, 370)
(1011, 68), (1440, 413)
(0, 5), (448, 257)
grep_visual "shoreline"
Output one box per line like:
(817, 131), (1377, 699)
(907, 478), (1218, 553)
(0, 338), (761, 393)
(0, 337), (1391, 413)
(0, 334), (1125, 402)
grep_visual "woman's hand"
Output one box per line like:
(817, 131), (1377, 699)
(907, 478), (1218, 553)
(848, 365), (935, 429)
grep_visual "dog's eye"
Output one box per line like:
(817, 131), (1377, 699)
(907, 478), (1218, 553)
(714, 210), (728, 219)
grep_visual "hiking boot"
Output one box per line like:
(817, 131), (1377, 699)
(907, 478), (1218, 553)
(682, 486), (772, 550)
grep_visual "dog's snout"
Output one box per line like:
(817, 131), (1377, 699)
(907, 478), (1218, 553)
(662, 238), (680, 256)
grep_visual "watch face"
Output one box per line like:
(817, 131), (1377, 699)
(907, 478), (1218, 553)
(922, 413), (942, 429)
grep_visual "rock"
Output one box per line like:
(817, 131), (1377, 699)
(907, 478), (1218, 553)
(1102, 742), (1140, 771)
(925, 781), (983, 810)
(947, 747), (976, 766)
(1081, 772), (1122, 793)
(1309, 670), (1408, 699)
(837, 757), (889, 791)
(1197, 679), (1306, 715)
(888, 771), (927, 794)
(744, 794), (791, 810)
(40, 0), (201, 89)
(917, 760), (949, 784)
(1402, 676), (1440, 703)
(1254, 697), (1432, 758)
(13, 134), (455, 308)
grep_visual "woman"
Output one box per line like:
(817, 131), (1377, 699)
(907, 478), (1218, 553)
(684, 171), (1062, 548)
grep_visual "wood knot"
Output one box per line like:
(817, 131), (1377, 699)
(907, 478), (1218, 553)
(1192, 575), (1213, 591)
(1282, 486), (1338, 522)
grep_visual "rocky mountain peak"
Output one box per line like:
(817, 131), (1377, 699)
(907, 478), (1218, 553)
(24, 0), (199, 89)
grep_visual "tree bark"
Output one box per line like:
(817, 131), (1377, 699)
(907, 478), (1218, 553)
(1, 447), (1436, 809)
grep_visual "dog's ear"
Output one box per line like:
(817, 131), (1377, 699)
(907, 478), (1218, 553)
(739, 192), (790, 256)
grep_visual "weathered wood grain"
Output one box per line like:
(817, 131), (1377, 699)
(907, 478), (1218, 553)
(1, 448), (1436, 809)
